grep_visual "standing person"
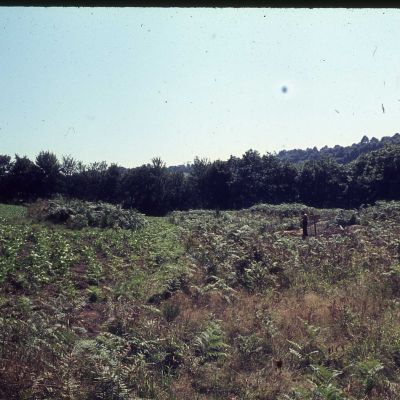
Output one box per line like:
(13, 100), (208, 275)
(302, 213), (308, 238)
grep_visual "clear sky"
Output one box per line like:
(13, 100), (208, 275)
(1, 8), (400, 167)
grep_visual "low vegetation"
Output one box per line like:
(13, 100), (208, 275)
(28, 197), (147, 230)
(0, 203), (27, 221)
(1, 200), (400, 399)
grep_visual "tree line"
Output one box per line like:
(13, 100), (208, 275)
(277, 133), (400, 164)
(1, 143), (400, 215)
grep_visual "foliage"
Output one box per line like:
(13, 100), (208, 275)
(2, 134), (400, 215)
(334, 210), (360, 227)
(278, 132), (400, 164)
(354, 359), (385, 394)
(2, 201), (400, 399)
(30, 197), (147, 230)
(193, 320), (230, 363)
(0, 204), (27, 221)
(285, 365), (347, 400)
(162, 302), (180, 322)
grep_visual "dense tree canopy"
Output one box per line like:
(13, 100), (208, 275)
(1, 138), (400, 215)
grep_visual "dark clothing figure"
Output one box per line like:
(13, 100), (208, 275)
(302, 214), (308, 238)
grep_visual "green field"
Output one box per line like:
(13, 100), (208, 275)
(1, 201), (400, 399)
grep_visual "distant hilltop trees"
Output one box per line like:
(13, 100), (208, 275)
(277, 133), (400, 164)
(1, 133), (400, 215)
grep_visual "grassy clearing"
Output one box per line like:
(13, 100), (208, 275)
(1, 202), (400, 399)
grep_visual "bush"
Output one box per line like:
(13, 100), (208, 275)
(249, 203), (311, 218)
(30, 197), (147, 230)
(334, 209), (360, 227)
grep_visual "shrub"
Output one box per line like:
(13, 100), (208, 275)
(30, 197), (146, 230)
(334, 210), (360, 227)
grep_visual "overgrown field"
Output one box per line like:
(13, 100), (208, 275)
(1, 201), (400, 399)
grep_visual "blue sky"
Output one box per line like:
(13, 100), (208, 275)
(1, 8), (400, 167)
